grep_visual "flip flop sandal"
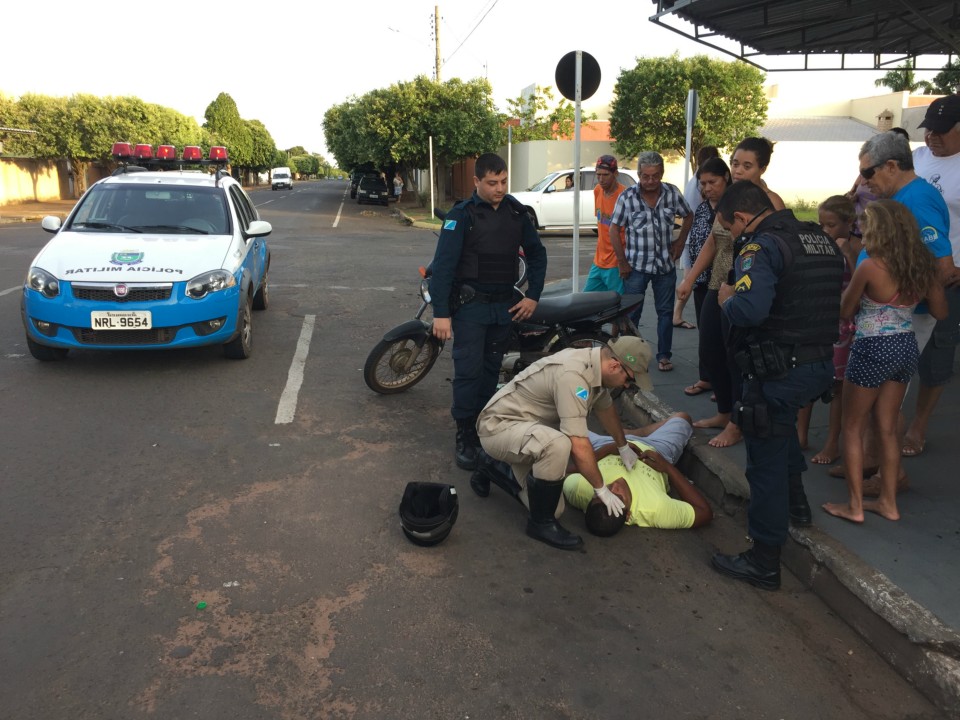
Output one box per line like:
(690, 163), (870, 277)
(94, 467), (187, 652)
(684, 382), (711, 396)
(658, 359), (673, 372)
(673, 321), (696, 329)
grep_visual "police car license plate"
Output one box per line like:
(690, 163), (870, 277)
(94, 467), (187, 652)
(90, 311), (152, 330)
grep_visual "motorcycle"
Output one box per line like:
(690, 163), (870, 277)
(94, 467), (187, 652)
(363, 264), (646, 395)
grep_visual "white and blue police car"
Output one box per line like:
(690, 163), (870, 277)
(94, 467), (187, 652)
(21, 142), (271, 361)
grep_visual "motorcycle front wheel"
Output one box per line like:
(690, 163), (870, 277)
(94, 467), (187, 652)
(363, 337), (441, 394)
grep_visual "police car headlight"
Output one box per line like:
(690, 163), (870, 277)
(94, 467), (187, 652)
(26, 267), (60, 298)
(186, 270), (236, 299)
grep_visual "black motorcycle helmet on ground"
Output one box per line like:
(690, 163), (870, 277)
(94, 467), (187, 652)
(398, 482), (459, 546)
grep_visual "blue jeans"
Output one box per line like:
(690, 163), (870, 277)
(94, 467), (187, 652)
(624, 268), (676, 361)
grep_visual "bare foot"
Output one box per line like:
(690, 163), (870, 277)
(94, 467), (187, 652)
(811, 442), (840, 465)
(863, 499), (900, 521)
(822, 502), (864, 523)
(694, 413), (728, 429)
(708, 422), (743, 448)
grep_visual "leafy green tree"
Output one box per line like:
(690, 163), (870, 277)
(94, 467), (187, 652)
(609, 54), (768, 162)
(290, 154), (319, 176)
(928, 59), (960, 95)
(285, 145), (307, 157)
(204, 92), (252, 170)
(324, 76), (502, 201)
(874, 59), (932, 93)
(245, 119), (278, 180)
(505, 85), (593, 142)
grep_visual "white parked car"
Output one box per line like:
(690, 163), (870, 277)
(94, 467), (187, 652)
(510, 167), (639, 231)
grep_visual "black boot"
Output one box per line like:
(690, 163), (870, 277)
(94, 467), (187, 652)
(788, 473), (812, 527)
(455, 418), (480, 470)
(469, 451), (491, 497)
(711, 541), (781, 591)
(525, 477), (583, 550)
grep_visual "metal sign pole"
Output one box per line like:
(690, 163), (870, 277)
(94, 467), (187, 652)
(429, 135), (435, 215)
(572, 51), (582, 292)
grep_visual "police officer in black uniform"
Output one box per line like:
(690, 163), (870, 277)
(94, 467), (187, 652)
(710, 181), (843, 590)
(429, 153), (548, 470)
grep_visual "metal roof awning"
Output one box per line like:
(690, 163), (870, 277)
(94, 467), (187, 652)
(650, 0), (960, 71)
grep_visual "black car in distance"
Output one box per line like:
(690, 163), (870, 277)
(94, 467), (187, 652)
(357, 175), (390, 206)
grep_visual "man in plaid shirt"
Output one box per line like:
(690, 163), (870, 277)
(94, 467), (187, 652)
(610, 151), (692, 372)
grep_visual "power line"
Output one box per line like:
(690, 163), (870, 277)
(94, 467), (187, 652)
(444, 0), (499, 65)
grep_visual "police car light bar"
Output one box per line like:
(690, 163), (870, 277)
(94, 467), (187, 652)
(111, 142), (230, 169)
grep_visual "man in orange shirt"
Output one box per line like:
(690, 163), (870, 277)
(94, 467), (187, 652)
(583, 155), (627, 293)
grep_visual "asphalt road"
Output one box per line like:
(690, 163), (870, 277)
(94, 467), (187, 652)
(0, 181), (944, 719)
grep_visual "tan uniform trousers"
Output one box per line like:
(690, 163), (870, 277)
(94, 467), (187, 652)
(478, 420), (571, 515)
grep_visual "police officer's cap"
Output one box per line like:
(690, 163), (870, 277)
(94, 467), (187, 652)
(398, 482), (459, 546)
(607, 336), (654, 390)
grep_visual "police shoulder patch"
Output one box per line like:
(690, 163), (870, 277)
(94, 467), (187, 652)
(741, 242), (762, 254)
(575, 386), (589, 401)
(735, 275), (752, 293)
(443, 219), (458, 231)
(740, 253), (755, 272)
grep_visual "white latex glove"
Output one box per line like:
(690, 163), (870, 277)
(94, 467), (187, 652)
(594, 484), (625, 517)
(618, 444), (639, 471)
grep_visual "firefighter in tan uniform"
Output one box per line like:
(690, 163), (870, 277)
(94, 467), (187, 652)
(477, 337), (654, 550)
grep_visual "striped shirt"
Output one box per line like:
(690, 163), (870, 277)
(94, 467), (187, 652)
(610, 182), (691, 274)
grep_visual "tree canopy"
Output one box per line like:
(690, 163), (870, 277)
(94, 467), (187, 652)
(323, 75), (502, 199)
(0, 90), (304, 193)
(504, 85), (594, 143)
(609, 54), (768, 162)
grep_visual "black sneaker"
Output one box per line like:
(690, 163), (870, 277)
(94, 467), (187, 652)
(711, 551), (781, 591)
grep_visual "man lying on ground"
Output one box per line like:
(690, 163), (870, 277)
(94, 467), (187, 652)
(563, 412), (713, 535)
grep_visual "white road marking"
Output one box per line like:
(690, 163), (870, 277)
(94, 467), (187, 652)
(270, 284), (395, 291)
(0, 286), (20, 297)
(333, 201), (344, 228)
(328, 286), (395, 291)
(275, 314), (316, 425)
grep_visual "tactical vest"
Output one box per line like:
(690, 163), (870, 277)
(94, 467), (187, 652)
(455, 196), (524, 285)
(756, 217), (844, 347)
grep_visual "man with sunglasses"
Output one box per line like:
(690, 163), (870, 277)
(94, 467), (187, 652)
(475, 336), (653, 550)
(901, 98), (960, 459)
(857, 131), (953, 355)
(849, 131), (955, 485)
(710, 181), (843, 590)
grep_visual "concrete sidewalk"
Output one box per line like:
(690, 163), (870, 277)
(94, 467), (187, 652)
(626, 290), (960, 717)
(0, 199), (78, 224)
(7, 198), (960, 715)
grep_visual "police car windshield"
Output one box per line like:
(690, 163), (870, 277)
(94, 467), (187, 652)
(67, 184), (230, 235)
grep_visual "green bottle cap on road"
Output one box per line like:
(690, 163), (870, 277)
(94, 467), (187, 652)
(196, 601), (207, 610)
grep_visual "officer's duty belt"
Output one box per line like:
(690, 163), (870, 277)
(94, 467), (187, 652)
(780, 344), (832, 366)
(468, 288), (514, 304)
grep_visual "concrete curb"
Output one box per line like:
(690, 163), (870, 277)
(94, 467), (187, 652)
(627, 389), (960, 718)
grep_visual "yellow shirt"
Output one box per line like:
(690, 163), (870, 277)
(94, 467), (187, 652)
(562, 446), (695, 529)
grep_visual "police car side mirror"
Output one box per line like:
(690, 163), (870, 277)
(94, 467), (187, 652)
(244, 220), (272, 239)
(41, 216), (62, 234)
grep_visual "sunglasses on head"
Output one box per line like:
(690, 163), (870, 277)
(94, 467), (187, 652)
(860, 161), (885, 180)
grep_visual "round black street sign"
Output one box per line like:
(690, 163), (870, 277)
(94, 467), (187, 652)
(555, 51), (601, 101)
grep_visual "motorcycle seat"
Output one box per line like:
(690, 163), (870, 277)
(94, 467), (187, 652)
(531, 291), (620, 324)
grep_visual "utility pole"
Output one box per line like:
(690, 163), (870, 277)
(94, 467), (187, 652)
(434, 5), (441, 82)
